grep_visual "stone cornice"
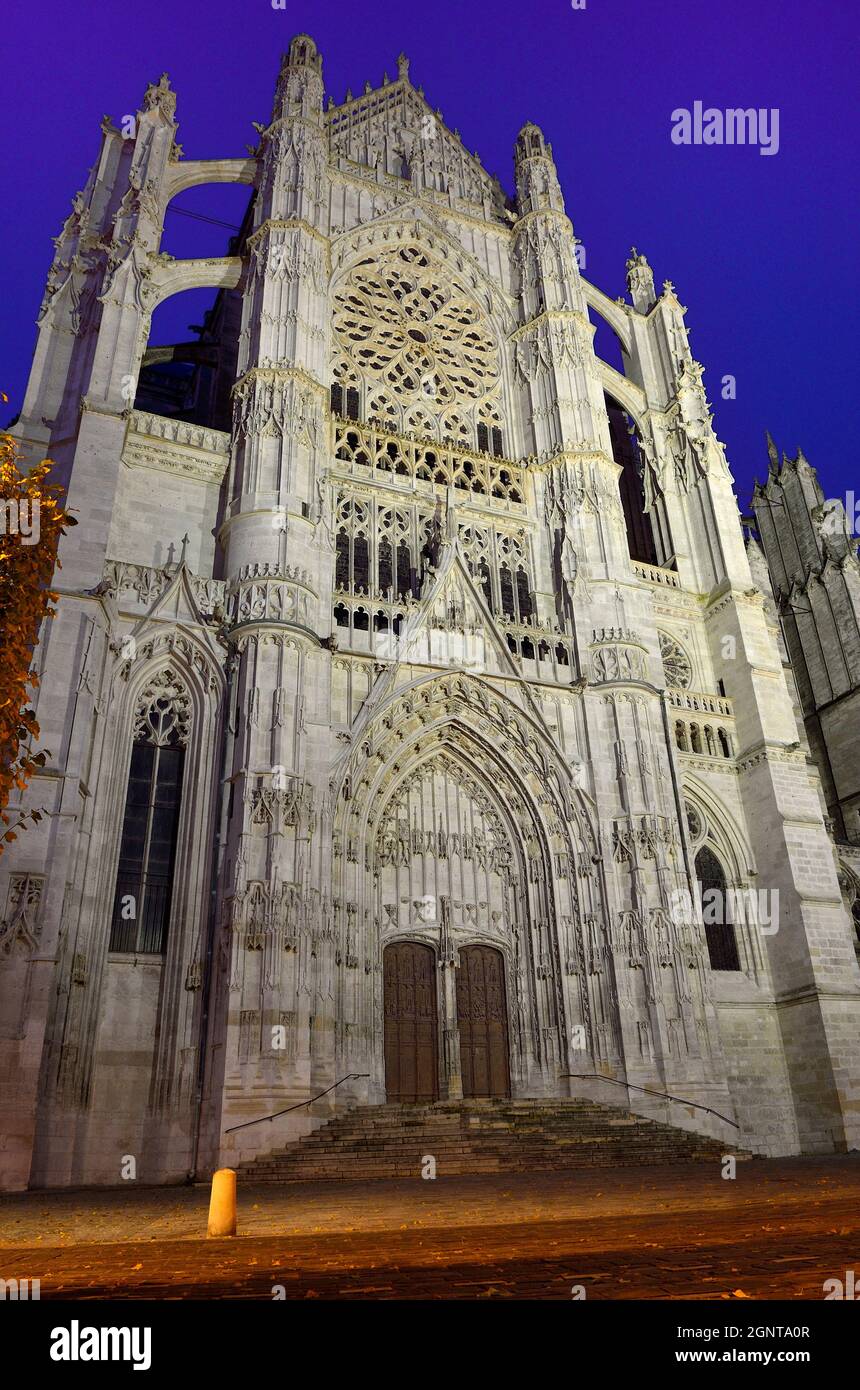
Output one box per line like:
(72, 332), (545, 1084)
(123, 410), (230, 484)
(509, 308), (591, 342)
(531, 445), (616, 473)
(247, 217), (331, 252)
(512, 206), (574, 237)
(704, 587), (766, 620)
(232, 364), (327, 396)
(735, 739), (810, 774)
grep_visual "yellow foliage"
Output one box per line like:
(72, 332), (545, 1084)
(0, 430), (77, 850)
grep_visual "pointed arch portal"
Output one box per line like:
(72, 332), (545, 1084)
(374, 734), (525, 1101)
(332, 668), (600, 1102)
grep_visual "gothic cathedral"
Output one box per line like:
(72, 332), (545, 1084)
(2, 36), (858, 1190)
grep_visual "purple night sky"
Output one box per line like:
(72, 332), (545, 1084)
(2, 0), (857, 508)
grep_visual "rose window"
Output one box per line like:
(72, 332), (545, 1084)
(332, 246), (500, 406)
(659, 632), (693, 689)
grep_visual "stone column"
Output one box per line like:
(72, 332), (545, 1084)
(438, 899), (463, 1100)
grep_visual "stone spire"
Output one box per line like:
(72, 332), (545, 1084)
(272, 33), (324, 126)
(514, 122), (565, 216)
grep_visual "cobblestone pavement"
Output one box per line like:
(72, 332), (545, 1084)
(0, 1155), (858, 1299)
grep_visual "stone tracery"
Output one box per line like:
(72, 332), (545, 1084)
(132, 667), (192, 746)
(332, 244), (501, 410)
(658, 631), (693, 689)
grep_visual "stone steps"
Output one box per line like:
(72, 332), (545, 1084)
(238, 1097), (740, 1184)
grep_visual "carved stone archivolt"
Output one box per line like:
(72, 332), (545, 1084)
(326, 669), (605, 1084)
(118, 630), (222, 695)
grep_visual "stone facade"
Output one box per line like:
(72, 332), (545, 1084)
(2, 36), (858, 1190)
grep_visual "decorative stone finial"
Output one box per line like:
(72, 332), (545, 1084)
(625, 247), (656, 313)
(143, 73), (176, 120)
(397, 53), (410, 81)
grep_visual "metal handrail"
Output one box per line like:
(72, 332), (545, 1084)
(226, 1073), (370, 1133)
(562, 1072), (739, 1129)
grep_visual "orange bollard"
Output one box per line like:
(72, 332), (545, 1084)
(207, 1167), (237, 1237)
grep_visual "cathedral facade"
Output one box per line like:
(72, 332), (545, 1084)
(2, 36), (858, 1190)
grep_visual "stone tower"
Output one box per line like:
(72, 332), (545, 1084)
(751, 438), (860, 845)
(1, 37), (858, 1190)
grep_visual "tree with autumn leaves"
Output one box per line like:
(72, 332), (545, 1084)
(0, 422), (76, 851)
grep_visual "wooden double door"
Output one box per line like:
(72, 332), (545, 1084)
(383, 942), (510, 1102)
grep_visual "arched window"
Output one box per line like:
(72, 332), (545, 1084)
(604, 392), (675, 568)
(353, 534), (370, 593)
(476, 423), (490, 454)
(500, 565), (515, 619)
(345, 386), (360, 421)
(330, 382), (344, 416)
(516, 569), (533, 622)
(695, 845), (741, 972)
(396, 542), (412, 599)
(335, 530), (350, 589)
(478, 560), (492, 608)
(378, 537), (394, 594)
(110, 671), (190, 955)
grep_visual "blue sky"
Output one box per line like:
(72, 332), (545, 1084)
(2, 0), (857, 507)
